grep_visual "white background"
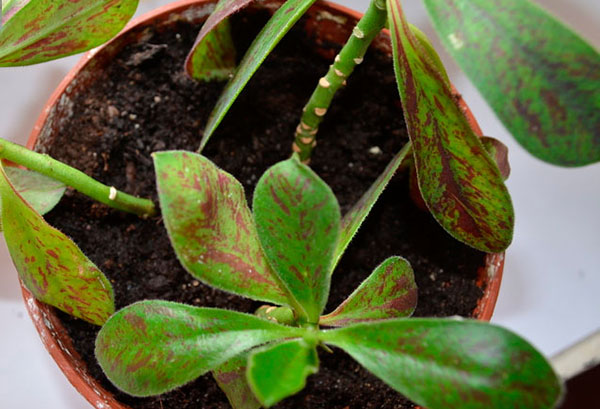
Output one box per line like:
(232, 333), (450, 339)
(1, 0), (598, 407)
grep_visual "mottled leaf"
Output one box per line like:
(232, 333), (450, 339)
(387, 0), (514, 253)
(335, 144), (410, 267)
(481, 137), (510, 180)
(247, 338), (319, 407)
(5, 166), (66, 215)
(320, 257), (416, 327)
(253, 157), (340, 323)
(424, 0), (600, 166)
(322, 319), (562, 409)
(200, 0), (317, 150)
(95, 300), (306, 397)
(0, 163), (113, 325)
(0, 0), (139, 66)
(154, 151), (288, 305)
(213, 354), (261, 409)
(185, 18), (236, 82)
(409, 24), (450, 88)
(185, 0), (254, 78)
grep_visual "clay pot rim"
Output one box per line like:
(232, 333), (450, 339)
(21, 1), (504, 408)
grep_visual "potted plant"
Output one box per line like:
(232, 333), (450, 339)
(0, 0), (597, 407)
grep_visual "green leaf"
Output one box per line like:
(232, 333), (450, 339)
(335, 143), (410, 268)
(320, 256), (416, 327)
(0, 163), (113, 325)
(253, 157), (340, 323)
(481, 137), (510, 180)
(322, 318), (562, 409)
(423, 0), (600, 167)
(185, 18), (236, 82)
(247, 338), (319, 407)
(153, 151), (288, 305)
(0, 0), (139, 66)
(409, 24), (450, 88)
(5, 166), (66, 215)
(200, 0), (317, 150)
(213, 353), (261, 409)
(387, 0), (514, 253)
(95, 300), (306, 397)
(184, 0), (254, 79)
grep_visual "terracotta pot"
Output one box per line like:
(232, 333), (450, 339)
(21, 1), (504, 408)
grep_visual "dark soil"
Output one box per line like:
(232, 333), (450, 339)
(43, 7), (485, 409)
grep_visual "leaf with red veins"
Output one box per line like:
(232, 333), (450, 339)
(253, 157), (340, 324)
(0, 0), (138, 66)
(0, 163), (113, 325)
(387, 0), (514, 253)
(154, 151), (289, 305)
(320, 256), (416, 327)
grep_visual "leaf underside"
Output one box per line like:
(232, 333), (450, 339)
(320, 256), (417, 327)
(95, 300), (305, 397)
(387, 0), (514, 253)
(213, 353), (261, 409)
(185, 18), (236, 82)
(424, 0), (600, 166)
(154, 150), (288, 305)
(4, 166), (66, 215)
(0, 163), (113, 325)
(247, 338), (319, 407)
(0, 0), (139, 66)
(253, 157), (341, 323)
(323, 319), (562, 409)
(200, 0), (318, 150)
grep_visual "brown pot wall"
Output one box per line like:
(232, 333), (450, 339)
(22, 1), (504, 408)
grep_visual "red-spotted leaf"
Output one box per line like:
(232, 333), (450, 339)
(0, 0), (138, 66)
(481, 137), (510, 180)
(247, 338), (319, 407)
(95, 300), (306, 397)
(387, 0), (514, 253)
(335, 144), (410, 267)
(0, 163), (113, 325)
(153, 151), (288, 305)
(185, 18), (236, 82)
(424, 0), (600, 167)
(253, 157), (340, 324)
(213, 354), (261, 409)
(184, 0), (254, 79)
(322, 319), (562, 409)
(320, 257), (416, 327)
(4, 166), (66, 215)
(200, 0), (317, 150)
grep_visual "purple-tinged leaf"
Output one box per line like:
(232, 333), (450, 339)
(184, 0), (254, 78)
(200, 0), (318, 150)
(334, 144), (410, 267)
(0, 0), (139, 66)
(253, 157), (340, 324)
(95, 300), (306, 397)
(424, 0), (600, 166)
(185, 18), (236, 82)
(323, 319), (562, 409)
(320, 257), (416, 327)
(153, 151), (288, 305)
(247, 338), (319, 407)
(481, 137), (510, 180)
(4, 166), (66, 216)
(0, 163), (113, 325)
(387, 0), (514, 253)
(213, 354), (261, 409)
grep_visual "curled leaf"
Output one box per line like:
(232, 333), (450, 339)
(185, 18), (236, 82)
(213, 354), (261, 409)
(4, 166), (66, 215)
(320, 256), (417, 327)
(0, 163), (113, 325)
(481, 137), (510, 180)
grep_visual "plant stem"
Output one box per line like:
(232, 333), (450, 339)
(0, 138), (156, 218)
(293, 0), (388, 162)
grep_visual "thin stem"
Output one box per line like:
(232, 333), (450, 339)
(0, 138), (156, 218)
(293, 0), (388, 162)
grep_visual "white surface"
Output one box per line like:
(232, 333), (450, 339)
(1, 0), (599, 407)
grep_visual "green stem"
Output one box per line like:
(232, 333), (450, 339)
(293, 0), (388, 162)
(0, 138), (156, 218)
